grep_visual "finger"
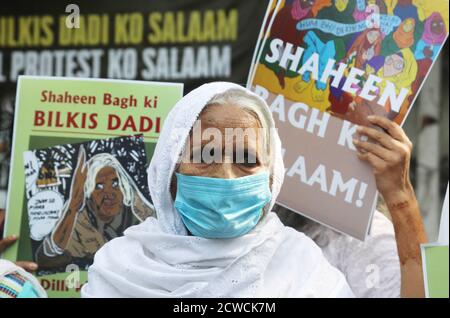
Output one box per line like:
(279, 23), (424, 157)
(0, 235), (18, 253)
(356, 125), (396, 150)
(353, 138), (393, 161)
(75, 146), (86, 172)
(367, 115), (406, 142)
(81, 163), (88, 179)
(15, 261), (38, 272)
(356, 150), (386, 173)
(79, 146), (86, 172)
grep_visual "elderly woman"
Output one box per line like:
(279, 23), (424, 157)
(81, 82), (426, 298)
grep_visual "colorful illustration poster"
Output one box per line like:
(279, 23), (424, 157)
(3, 76), (183, 297)
(248, 0), (449, 239)
(23, 135), (154, 278)
(248, 0), (281, 84)
(421, 244), (449, 298)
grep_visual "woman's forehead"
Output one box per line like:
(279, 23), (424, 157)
(95, 166), (117, 180)
(199, 104), (262, 129)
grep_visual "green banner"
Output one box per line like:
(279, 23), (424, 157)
(421, 244), (449, 298)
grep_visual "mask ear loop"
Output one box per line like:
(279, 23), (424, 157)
(170, 124), (192, 201)
(169, 163), (180, 201)
(257, 172), (273, 220)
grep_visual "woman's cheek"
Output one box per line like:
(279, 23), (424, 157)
(234, 164), (263, 176)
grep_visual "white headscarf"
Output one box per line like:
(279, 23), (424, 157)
(81, 82), (354, 298)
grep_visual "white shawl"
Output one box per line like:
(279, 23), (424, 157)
(81, 82), (354, 298)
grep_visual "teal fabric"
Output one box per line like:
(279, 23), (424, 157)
(17, 281), (40, 298)
(174, 171), (272, 239)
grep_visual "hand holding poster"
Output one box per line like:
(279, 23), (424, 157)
(248, 0), (449, 239)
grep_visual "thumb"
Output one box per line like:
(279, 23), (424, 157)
(15, 261), (38, 272)
(0, 235), (18, 253)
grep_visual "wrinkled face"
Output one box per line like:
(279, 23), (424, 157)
(172, 104), (266, 196)
(383, 53), (404, 77)
(367, 30), (380, 44)
(335, 0), (348, 12)
(431, 17), (445, 36)
(300, 0), (315, 9)
(88, 166), (124, 221)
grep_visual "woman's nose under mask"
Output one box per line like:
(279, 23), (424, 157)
(174, 171), (272, 239)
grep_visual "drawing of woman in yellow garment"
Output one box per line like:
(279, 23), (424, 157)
(376, 48), (418, 122)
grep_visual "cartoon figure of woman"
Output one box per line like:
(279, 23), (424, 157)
(382, 18), (417, 56)
(409, 12), (446, 103)
(414, 12), (446, 61)
(35, 148), (155, 271)
(376, 48), (418, 122)
(394, 18), (416, 49)
(344, 28), (383, 70)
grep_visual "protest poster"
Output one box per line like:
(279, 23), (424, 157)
(2, 76), (183, 296)
(247, 0), (449, 239)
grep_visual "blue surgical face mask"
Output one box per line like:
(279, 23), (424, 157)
(174, 171), (272, 239)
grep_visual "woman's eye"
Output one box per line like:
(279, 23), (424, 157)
(199, 149), (213, 164)
(112, 180), (119, 188)
(95, 183), (104, 190)
(239, 151), (259, 167)
(191, 149), (204, 163)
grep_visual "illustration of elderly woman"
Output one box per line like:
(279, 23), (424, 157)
(35, 147), (155, 270)
(376, 48), (418, 122)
